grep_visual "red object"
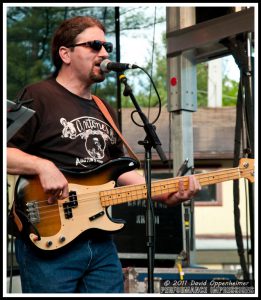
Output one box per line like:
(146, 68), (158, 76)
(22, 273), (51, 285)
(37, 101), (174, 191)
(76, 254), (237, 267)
(170, 77), (177, 86)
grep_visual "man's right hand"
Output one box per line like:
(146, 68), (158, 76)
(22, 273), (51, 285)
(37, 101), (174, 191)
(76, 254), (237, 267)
(36, 159), (69, 203)
(7, 147), (69, 203)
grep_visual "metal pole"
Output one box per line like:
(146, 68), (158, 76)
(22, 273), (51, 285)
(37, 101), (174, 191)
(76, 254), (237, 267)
(115, 7), (122, 130)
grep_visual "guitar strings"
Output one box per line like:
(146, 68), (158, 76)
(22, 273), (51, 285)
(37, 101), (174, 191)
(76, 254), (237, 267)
(29, 166), (251, 207)
(25, 168), (253, 223)
(28, 168), (253, 212)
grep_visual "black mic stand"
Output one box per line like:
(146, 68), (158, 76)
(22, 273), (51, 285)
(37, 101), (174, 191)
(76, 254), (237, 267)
(119, 73), (167, 293)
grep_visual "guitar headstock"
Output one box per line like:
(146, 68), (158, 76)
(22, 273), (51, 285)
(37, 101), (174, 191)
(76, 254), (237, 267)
(239, 158), (255, 183)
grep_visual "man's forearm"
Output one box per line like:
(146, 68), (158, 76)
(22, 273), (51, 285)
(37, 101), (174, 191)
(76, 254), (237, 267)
(7, 147), (47, 175)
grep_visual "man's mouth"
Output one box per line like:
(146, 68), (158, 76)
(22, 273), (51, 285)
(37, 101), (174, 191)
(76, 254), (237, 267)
(94, 61), (102, 68)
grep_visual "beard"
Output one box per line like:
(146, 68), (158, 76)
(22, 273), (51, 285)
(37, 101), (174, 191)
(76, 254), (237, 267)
(90, 73), (105, 83)
(89, 66), (106, 83)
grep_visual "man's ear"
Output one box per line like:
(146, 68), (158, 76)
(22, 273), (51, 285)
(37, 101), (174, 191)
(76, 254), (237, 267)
(59, 46), (71, 65)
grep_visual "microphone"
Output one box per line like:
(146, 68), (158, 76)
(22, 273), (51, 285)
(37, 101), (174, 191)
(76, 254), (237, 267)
(100, 59), (139, 73)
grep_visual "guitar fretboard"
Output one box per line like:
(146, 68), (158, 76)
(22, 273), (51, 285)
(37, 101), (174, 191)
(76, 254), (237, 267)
(100, 163), (253, 207)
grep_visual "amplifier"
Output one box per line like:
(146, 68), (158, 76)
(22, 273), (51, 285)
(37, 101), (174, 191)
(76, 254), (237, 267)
(112, 202), (185, 267)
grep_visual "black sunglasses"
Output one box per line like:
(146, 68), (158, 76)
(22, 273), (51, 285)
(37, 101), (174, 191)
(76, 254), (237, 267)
(69, 40), (113, 53)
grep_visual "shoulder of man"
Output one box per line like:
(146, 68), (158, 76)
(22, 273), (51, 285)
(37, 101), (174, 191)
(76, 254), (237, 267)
(23, 76), (55, 93)
(93, 95), (118, 121)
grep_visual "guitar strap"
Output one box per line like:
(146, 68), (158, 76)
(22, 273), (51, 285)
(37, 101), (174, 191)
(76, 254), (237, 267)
(7, 202), (24, 236)
(92, 94), (140, 163)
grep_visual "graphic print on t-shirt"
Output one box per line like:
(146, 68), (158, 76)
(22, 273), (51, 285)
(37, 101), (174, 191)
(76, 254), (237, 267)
(60, 116), (117, 167)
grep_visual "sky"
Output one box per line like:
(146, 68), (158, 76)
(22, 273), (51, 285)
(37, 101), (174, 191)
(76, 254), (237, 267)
(120, 6), (166, 66)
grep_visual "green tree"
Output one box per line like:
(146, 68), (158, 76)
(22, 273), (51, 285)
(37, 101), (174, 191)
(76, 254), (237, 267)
(197, 62), (209, 107)
(196, 62), (238, 107)
(222, 75), (238, 106)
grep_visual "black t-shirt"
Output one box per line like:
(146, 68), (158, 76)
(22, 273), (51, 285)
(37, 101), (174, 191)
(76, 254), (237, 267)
(8, 77), (124, 172)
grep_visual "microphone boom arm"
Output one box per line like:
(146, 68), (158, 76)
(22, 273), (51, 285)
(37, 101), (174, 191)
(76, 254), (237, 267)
(119, 74), (167, 163)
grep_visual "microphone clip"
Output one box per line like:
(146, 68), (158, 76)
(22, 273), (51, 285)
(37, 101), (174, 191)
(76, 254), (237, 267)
(119, 73), (132, 97)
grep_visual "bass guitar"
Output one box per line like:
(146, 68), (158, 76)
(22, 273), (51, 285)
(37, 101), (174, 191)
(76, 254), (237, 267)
(12, 157), (254, 251)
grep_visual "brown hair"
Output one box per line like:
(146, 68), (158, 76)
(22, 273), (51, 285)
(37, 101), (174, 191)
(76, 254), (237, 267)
(51, 16), (106, 76)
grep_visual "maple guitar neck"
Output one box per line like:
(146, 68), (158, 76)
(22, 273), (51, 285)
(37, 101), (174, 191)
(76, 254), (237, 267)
(100, 158), (254, 207)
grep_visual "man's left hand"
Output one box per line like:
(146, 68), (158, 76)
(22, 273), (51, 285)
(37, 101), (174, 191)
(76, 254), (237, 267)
(160, 175), (201, 207)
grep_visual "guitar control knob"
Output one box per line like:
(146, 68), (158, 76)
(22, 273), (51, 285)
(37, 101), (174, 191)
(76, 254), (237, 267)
(46, 241), (53, 247)
(59, 236), (66, 243)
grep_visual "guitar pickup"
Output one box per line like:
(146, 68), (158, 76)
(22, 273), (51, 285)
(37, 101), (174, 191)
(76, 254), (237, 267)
(68, 191), (78, 208)
(89, 211), (105, 221)
(63, 191), (78, 219)
(63, 202), (73, 219)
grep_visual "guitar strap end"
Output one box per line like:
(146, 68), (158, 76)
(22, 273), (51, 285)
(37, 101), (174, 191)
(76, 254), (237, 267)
(12, 202), (23, 232)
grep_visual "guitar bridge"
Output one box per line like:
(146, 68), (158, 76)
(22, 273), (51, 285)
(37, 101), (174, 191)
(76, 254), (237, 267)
(26, 201), (40, 223)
